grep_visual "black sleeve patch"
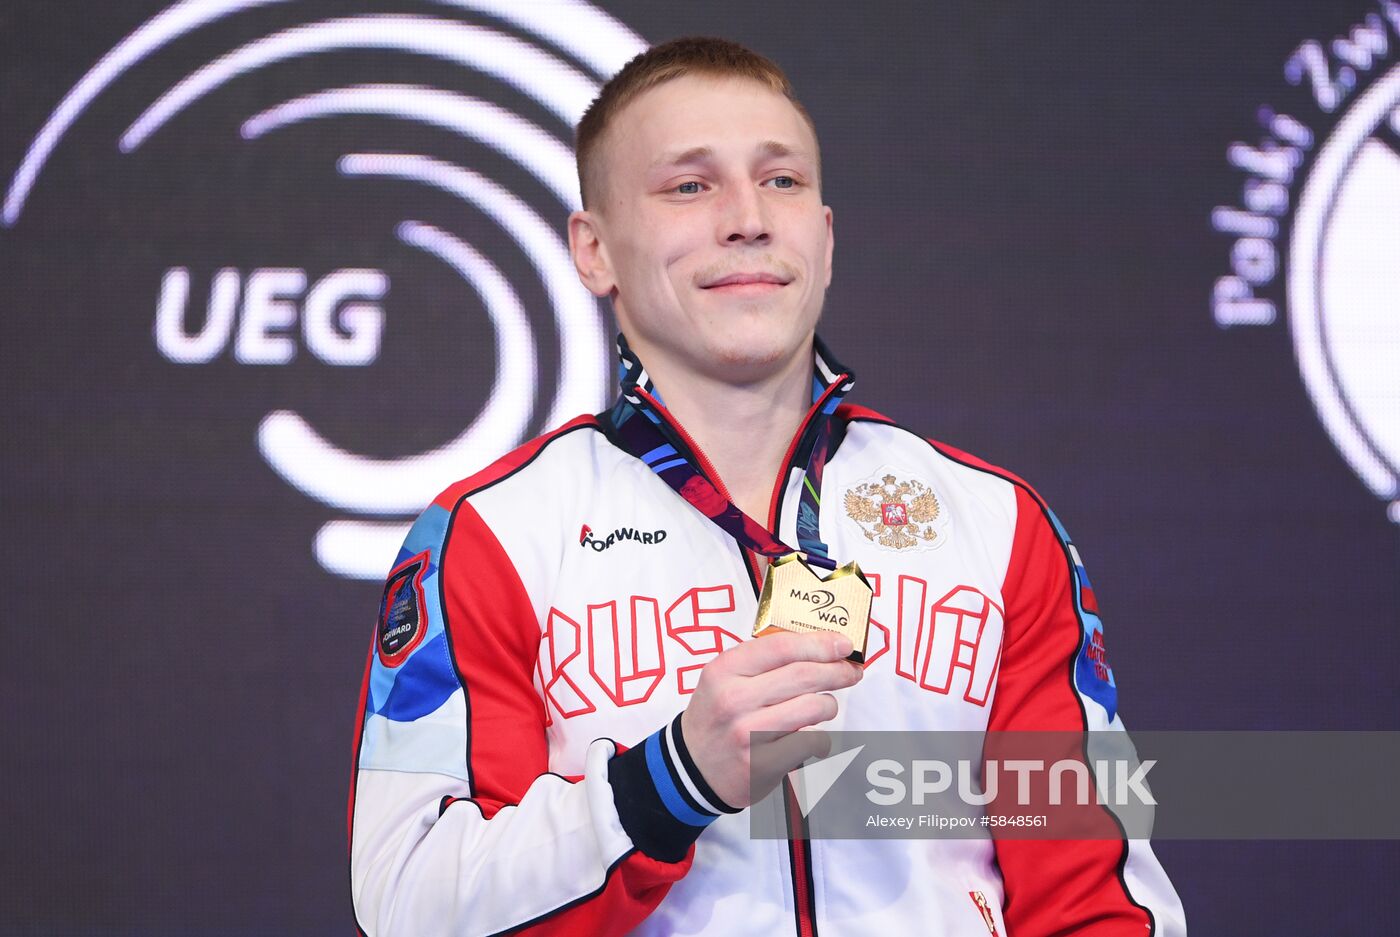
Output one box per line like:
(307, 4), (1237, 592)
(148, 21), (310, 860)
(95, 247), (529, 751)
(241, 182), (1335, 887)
(377, 551), (429, 667)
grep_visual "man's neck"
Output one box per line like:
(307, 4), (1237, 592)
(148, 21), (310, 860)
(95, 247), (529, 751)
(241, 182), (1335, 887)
(640, 344), (815, 524)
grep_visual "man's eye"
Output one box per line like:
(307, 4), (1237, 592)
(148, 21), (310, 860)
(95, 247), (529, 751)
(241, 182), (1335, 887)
(770, 176), (796, 189)
(676, 181), (702, 194)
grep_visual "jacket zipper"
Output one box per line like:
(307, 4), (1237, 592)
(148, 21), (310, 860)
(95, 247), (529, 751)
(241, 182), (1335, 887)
(765, 386), (844, 937)
(725, 560), (821, 937)
(638, 379), (847, 937)
(785, 777), (818, 937)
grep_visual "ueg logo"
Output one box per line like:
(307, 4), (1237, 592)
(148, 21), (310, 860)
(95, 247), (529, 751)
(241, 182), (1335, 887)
(3, 1), (649, 579)
(579, 524), (668, 551)
(1212, 3), (1400, 525)
(155, 267), (387, 366)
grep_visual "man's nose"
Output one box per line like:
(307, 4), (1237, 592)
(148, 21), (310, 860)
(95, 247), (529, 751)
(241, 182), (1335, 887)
(720, 184), (770, 244)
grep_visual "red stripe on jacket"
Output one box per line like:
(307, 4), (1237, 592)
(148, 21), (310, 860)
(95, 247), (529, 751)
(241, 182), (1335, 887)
(988, 484), (1152, 936)
(438, 493), (693, 934)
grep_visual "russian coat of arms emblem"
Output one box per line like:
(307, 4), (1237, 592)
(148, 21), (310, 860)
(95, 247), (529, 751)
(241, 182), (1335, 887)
(843, 472), (944, 550)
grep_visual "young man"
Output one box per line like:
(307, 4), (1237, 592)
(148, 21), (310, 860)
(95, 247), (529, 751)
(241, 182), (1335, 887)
(349, 37), (1186, 937)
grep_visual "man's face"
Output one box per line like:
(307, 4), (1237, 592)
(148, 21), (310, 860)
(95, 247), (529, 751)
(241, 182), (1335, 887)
(571, 74), (833, 384)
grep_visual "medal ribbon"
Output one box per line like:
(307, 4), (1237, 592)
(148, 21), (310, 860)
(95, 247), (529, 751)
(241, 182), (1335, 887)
(604, 334), (855, 570)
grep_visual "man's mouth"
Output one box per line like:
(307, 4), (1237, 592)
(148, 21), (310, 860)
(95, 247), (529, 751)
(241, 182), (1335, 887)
(700, 271), (793, 293)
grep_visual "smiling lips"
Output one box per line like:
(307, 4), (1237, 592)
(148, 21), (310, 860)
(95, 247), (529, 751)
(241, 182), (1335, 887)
(701, 271), (792, 293)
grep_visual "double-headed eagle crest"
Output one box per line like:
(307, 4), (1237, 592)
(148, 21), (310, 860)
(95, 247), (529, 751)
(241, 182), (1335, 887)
(844, 473), (942, 550)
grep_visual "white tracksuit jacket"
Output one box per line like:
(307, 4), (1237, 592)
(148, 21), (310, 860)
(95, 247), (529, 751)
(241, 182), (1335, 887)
(349, 342), (1186, 936)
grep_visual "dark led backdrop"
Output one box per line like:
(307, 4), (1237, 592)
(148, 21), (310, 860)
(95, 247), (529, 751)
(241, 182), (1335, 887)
(1, 1), (1397, 933)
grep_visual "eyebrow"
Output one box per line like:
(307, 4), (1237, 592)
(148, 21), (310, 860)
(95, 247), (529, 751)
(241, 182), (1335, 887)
(648, 139), (810, 171)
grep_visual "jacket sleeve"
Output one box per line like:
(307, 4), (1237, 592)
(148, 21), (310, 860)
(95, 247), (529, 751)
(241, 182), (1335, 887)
(348, 490), (724, 936)
(987, 484), (1187, 937)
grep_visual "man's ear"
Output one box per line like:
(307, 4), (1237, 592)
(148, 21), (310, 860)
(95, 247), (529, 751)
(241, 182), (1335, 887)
(568, 209), (616, 298)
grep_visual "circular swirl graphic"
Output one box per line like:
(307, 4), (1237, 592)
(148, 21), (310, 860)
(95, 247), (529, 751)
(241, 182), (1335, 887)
(1288, 61), (1400, 522)
(4, 0), (648, 578)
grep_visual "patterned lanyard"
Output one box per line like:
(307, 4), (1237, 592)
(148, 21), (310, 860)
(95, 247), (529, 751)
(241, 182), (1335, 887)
(604, 334), (855, 570)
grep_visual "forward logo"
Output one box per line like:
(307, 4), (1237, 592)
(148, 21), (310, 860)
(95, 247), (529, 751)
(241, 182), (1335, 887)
(579, 523), (669, 551)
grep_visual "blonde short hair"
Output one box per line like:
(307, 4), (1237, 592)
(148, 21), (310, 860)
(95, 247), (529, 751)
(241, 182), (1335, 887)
(575, 36), (819, 208)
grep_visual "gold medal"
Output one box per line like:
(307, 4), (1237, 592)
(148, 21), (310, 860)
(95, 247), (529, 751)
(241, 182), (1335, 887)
(752, 553), (874, 663)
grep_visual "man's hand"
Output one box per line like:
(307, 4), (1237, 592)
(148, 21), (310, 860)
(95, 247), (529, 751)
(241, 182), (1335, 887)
(680, 631), (863, 809)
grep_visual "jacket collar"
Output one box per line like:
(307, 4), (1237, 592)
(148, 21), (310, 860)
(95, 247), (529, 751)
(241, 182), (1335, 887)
(604, 333), (856, 494)
(611, 332), (854, 415)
